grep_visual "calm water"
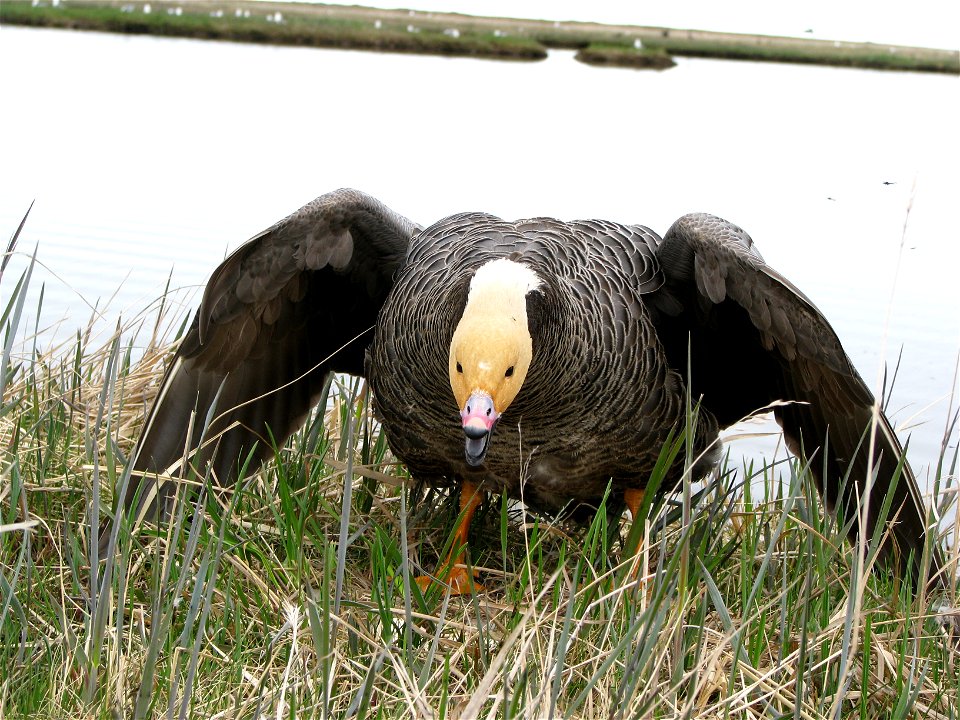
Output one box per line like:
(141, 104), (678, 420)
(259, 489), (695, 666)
(1, 27), (957, 479)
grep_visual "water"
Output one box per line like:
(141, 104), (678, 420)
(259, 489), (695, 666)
(1, 27), (957, 480)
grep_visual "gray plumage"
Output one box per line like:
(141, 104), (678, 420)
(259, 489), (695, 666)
(112, 188), (941, 587)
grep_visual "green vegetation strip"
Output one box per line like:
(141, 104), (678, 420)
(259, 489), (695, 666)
(642, 35), (960, 73)
(0, 1), (547, 60)
(2, 0), (958, 73)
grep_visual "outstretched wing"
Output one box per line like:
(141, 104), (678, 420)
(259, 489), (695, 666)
(652, 212), (940, 586)
(119, 188), (420, 530)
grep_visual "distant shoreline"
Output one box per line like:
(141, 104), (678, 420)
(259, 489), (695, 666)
(2, 0), (958, 74)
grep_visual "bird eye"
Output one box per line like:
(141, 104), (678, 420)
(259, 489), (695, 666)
(456, 362), (463, 373)
(505, 366), (515, 378)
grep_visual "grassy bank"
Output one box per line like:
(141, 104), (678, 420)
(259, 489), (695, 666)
(576, 44), (676, 71)
(2, 0), (958, 74)
(1, 211), (958, 718)
(0, 1), (547, 61)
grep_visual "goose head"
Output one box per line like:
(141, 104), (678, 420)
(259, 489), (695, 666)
(449, 258), (541, 466)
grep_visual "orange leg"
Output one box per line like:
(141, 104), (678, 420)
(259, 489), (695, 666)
(623, 487), (645, 578)
(416, 479), (485, 595)
(624, 488), (645, 521)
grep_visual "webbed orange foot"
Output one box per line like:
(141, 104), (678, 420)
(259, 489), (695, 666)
(415, 565), (484, 595)
(414, 479), (486, 596)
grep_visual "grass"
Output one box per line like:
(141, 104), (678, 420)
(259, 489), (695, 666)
(2, 0), (958, 74)
(1, 209), (958, 718)
(636, 35), (959, 73)
(575, 43), (676, 71)
(0, 1), (548, 61)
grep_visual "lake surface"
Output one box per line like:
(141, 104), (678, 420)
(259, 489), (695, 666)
(1, 27), (957, 483)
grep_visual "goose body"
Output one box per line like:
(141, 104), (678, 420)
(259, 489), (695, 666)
(369, 213), (711, 514)
(113, 189), (941, 588)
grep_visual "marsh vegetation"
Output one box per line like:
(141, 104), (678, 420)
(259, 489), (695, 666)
(2, 0), (958, 73)
(1, 209), (957, 718)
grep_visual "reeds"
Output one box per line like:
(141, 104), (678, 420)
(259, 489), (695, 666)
(1, 213), (957, 718)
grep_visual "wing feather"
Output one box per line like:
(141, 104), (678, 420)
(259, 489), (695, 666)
(654, 212), (940, 586)
(114, 189), (420, 536)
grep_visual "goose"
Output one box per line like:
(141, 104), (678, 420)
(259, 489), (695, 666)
(109, 188), (941, 593)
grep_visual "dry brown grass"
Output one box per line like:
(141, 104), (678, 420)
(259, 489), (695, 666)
(0, 232), (957, 718)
